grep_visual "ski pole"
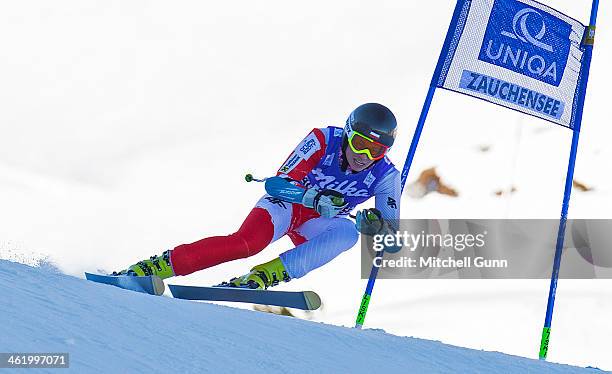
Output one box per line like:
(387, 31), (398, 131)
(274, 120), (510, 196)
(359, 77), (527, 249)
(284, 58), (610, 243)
(244, 173), (268, 183)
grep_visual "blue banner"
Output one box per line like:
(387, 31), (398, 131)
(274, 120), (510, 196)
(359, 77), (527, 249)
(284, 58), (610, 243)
(434, 0), (588, 129)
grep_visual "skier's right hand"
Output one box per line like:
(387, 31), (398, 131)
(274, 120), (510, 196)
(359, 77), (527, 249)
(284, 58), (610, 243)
(302, 188), (347, 218)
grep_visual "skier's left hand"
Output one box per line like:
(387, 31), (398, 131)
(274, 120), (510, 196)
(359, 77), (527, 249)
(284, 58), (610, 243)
(355, 208), (384, 236)
(355, 209), (403, 253)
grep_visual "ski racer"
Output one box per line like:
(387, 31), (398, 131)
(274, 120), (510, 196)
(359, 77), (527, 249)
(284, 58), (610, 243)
(115, 103), (401, 290)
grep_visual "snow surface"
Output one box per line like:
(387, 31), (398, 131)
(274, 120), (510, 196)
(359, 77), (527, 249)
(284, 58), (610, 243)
(0, 260), (604, 373)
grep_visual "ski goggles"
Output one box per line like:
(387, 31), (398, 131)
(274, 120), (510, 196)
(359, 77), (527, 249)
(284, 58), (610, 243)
(347, 131), (390, 160)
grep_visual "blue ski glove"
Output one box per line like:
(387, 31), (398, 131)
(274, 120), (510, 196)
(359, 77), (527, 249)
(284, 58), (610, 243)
(355, 208), (384, 236)
(302, 189), (347, 218)
(355, 208), (402, 253)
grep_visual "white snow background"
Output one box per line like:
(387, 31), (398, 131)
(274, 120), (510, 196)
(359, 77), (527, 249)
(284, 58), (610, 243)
(0, 0), (610, 371)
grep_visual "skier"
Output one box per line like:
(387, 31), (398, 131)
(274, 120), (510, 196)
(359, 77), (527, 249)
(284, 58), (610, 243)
(115, 103), (401, 289)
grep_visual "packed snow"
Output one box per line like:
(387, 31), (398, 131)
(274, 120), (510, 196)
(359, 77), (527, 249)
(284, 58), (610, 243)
(0, 260), (605, 373)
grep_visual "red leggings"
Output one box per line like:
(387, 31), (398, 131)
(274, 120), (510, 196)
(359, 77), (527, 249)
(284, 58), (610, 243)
(170, 208), (275, 276)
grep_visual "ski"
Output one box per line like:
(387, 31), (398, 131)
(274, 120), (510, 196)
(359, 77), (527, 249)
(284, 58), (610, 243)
(168, 284), (321, 311)
(85, 272), (165, 296)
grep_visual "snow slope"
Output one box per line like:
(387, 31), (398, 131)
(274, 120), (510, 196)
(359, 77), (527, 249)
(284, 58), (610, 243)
(0, 260), (603, 373)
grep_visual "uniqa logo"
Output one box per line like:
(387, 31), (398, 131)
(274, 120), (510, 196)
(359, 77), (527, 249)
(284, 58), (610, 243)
(478, 0), (571, 87)
(502, 8), (553, 52)
(484, 8), (556, 81)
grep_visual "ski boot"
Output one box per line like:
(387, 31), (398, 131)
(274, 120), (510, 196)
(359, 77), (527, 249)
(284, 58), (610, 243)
(222, 257), (290, 290)
(113, 250), (175, 280)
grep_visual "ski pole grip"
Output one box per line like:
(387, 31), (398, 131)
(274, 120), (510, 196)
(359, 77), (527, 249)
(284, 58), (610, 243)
(331, 195), (345, 206)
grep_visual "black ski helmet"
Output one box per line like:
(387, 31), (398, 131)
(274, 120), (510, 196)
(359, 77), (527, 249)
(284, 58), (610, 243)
(344, 103), (397, 148)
